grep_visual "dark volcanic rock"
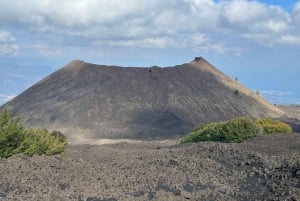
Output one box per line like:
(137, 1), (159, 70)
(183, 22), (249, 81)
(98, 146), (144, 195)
(0, 134), (299, 200)
(2, 58), (283, 143)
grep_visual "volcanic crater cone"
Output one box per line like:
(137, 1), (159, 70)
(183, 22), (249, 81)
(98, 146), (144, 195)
(2, 57), (283, 143)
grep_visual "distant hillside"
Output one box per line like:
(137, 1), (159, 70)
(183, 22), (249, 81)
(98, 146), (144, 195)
(2, 57), (283, 143)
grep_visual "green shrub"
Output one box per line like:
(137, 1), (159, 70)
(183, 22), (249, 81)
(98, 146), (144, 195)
(181, 117), (261, 143)
(0, 109), (67, 158)
(0, 110), (24, 158)
(181, 117), (292, 144)
(19, 128), (67, 156)
(255, 118), (292, 134)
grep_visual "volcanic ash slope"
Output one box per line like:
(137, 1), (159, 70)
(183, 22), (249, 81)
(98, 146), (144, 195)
(3, 57), (283, 143)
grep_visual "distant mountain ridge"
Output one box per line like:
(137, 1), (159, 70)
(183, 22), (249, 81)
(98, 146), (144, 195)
(2, 57), (284, 144)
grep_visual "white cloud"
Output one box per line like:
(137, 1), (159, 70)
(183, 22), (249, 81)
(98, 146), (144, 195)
(221, 0), (270, 25)
(0, 0), (299, 52)
(0, 30), (19, 56)
(110, 37), (174, 49)
(278, 34), (300, 45)
(0, 44), (19, 56)
(92, 33), (209, 49)
(292, 1), (300, 29)
(193, 44), (243, 55)
(0, 30), (15, 42)
(261, 90), (300, 104)
(219, 0), (292, 46)
(242, 33), (300, 46)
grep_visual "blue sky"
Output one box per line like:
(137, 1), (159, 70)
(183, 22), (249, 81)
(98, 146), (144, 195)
(260, 0), (298, 10)
(1, 0), (300, 105)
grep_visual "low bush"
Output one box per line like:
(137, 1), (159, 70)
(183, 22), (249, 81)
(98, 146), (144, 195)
(255, 118), (292, 134)
(19, 128), (67, 156)
(181, 117), (291, 144)
(0, 109), (24, 158)
(181, 117), (261, 143)
(0, 109), (67, 158)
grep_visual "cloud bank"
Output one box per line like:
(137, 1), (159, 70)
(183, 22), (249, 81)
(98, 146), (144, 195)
(1, 0), (300, 56)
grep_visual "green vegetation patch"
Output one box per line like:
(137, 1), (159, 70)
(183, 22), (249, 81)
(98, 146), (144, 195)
(181, 117), (292, 144)
(255, 118), (292, 134)
(0, 109), (67, 158)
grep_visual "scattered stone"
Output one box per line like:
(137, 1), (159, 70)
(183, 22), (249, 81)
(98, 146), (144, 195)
(0, 134), (299, 200)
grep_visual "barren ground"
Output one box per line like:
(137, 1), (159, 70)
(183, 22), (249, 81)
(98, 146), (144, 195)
(0, 134), (299, 201)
